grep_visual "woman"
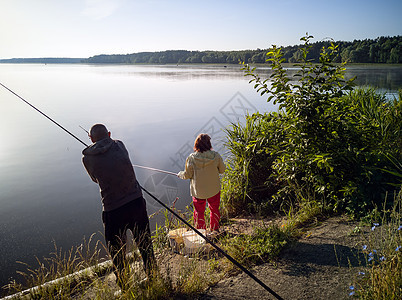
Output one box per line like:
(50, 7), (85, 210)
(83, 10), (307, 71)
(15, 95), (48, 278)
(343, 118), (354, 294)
(178, 133), (226, 233)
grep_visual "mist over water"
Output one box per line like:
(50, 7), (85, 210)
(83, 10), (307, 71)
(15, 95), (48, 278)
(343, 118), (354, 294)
(0, 63), (401, 288)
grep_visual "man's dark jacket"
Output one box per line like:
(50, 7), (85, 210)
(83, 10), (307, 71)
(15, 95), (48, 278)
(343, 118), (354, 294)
(82, 137), (142, 212)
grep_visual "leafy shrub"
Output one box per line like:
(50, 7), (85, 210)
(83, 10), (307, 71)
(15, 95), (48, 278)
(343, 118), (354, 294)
(222, 34), (402, 217)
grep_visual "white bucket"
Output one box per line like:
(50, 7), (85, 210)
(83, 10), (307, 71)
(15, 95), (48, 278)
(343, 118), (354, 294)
(182, 229), (207, 254)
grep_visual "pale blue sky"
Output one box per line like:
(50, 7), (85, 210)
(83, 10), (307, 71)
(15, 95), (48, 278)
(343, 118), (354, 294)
(1, 0), (401, 59)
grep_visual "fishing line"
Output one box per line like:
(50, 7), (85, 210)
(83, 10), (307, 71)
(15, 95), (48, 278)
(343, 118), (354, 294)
(2, 82), (283, 300)
(132, 164), (177, 176)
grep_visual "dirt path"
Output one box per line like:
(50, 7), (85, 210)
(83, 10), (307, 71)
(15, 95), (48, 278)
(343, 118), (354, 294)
(197, 216), (367, 300)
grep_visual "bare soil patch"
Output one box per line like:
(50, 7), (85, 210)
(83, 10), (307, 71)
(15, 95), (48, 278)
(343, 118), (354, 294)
(197, 216), (368, 300)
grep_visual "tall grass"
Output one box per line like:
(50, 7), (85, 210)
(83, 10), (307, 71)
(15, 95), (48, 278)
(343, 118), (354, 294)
(350, 189), (402, 299)
(3, 209), (224, 299)
(219, 223), (289, 275)
(4, 233), (109, 297)
(222, 112), (284, 216)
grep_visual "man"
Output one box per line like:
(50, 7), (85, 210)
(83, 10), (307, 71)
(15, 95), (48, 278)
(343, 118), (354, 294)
(82, 124), (155, 288)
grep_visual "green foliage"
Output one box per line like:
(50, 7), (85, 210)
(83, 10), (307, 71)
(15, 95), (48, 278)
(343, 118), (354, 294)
(221, 225), (288, 270)
(222, 111), (288, 215)
(82, 49), (264, 64)
(223, 34), (402, 218)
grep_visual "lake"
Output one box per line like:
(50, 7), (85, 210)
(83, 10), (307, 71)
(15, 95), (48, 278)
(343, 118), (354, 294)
(0, 63), (401, 289)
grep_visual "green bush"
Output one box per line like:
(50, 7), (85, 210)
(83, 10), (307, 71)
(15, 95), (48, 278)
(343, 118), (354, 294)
(222, 34), (402, 218)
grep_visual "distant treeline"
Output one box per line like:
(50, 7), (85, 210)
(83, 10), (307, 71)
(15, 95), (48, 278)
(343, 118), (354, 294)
(1, 36), (400, 65)
(0, 58), (83, 64)
(83, 35), (402, 65)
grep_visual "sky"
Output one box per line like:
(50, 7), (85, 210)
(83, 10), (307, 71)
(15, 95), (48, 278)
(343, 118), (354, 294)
(0, 0), (401, 59)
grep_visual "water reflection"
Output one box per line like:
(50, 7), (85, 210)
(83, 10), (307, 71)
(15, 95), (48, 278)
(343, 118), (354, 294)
(345, 65), (402, 91)
(254, 64), (402, 93)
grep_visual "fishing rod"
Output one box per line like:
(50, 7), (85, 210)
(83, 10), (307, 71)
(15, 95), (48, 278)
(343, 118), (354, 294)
(79, 125), (89, 134)
(2, 82), (283, 300)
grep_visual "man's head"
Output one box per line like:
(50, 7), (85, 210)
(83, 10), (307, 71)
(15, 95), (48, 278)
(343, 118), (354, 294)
(89, 124), (110, 142)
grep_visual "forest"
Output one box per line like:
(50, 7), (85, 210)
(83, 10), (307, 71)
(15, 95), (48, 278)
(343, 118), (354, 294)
(0, 57), (83, 63)
(82, 35), (402, 65)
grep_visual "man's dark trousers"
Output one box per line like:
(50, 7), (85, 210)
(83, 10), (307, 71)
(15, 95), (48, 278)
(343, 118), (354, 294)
(102, 196), (155, 282)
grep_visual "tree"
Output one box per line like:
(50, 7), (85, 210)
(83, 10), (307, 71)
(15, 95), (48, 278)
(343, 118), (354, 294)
(79, 36), (402, 65)
(388, 46), (401, 63)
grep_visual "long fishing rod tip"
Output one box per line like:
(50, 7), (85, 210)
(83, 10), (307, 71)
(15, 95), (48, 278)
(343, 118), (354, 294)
(79, 125), (89, 134)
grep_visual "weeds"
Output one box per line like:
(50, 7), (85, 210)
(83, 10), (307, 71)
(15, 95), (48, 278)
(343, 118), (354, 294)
(217, 223), (289, 276)
(4, 233), (109, 298)
(350, 190), (402, 299)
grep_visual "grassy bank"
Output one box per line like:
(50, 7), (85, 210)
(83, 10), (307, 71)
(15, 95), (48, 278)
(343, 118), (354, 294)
(2, 212), (292, 299)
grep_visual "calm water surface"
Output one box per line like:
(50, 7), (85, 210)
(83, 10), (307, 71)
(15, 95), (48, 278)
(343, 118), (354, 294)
(0, 63), (401, 288)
